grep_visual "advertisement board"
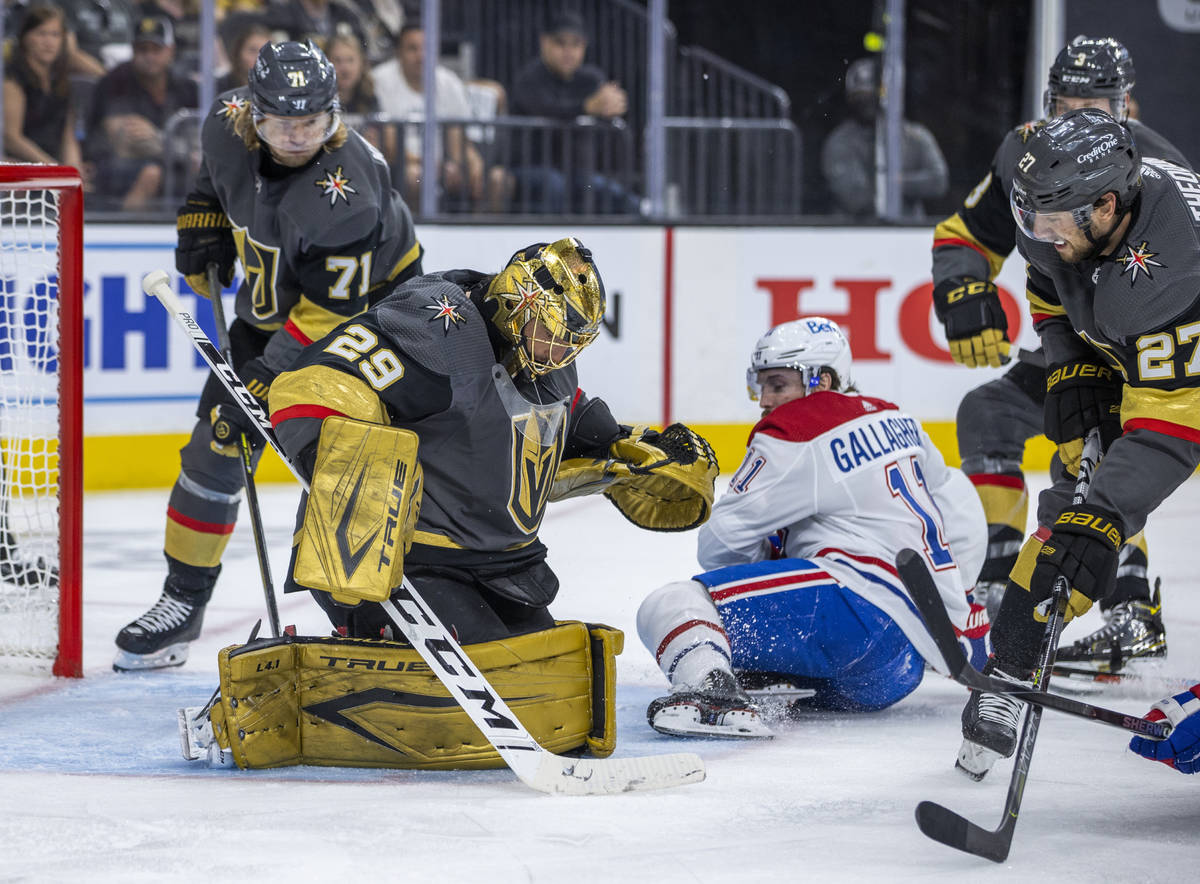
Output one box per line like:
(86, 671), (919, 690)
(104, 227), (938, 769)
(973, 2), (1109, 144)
(70, 223), (1049, 487)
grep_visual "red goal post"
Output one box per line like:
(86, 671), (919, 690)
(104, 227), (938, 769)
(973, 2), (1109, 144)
(0, 164), (83, 677)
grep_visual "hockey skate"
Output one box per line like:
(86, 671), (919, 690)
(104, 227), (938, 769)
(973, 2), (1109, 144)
(1055, 581), (1166, 674)
(647, 669), (773, 739)
(737, 670), (818, 722)
(972, 579), (1007, 622)
(113, 584), (207, 672)
(956, 661), (1029, 781)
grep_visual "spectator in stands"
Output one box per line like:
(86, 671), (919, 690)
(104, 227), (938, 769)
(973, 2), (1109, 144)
(339, 0), (405, 66)
(135, 0), (201, 73)
(83, 16), (198, 211)
(373, 21), (506, 213)
(326, 31), (396, 162)
(263, 0), (366, 52)
(820, 57), (949, 219)
(12, 0), (134, 74)
(2, 3), (84, 168)
(216, 14), (272, 92)
(508, 9), (638, 214)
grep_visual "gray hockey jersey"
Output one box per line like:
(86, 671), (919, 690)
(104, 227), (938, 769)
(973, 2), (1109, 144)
(1021, 158), (1200, 535)
(270, 271), (610, 569)
(193, 90), (422, 352)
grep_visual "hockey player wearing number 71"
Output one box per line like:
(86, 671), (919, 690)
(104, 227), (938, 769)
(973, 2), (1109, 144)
(636, 317), (992, 738)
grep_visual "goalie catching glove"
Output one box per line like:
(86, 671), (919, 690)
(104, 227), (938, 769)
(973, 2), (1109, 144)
(550, 423), (718, 531)
(176, 192), (237, 297)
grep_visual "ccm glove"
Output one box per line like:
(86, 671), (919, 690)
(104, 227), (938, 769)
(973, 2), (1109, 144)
(176, 193), (236, 298)
(210, 356), (273, 448)
(1130, 685), (1200, 774)
(1030, 502), (1123, 623)
(932, 276), (1009, 368)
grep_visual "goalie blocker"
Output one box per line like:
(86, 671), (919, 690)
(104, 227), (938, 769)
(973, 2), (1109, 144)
(182, 620), (622, 769)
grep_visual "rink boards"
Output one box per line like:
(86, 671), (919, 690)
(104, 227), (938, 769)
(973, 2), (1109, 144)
(70, 224), (1053, 488)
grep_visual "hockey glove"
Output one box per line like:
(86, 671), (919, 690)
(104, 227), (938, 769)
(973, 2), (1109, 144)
(1029, 502), (1123, 623)
(210, 356), (273, 448)
(1130, 685), (1200, 774)
(176, 193), (236, 298)
(932, 276), (1009, 368)
(1044, 359), (1123, 476)
(551, 423), (718, 531)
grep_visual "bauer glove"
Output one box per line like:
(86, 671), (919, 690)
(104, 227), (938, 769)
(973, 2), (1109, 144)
(176, 193), (236, 298)
(1044, 358), (1122, 474)
(210, 355), (273, 448)
(931, 276), (1009, 368)
(1030, 502), (1123, 623)
(1130, 685), (1200, 774)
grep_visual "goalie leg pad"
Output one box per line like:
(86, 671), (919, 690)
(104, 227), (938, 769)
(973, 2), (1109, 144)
(206, 621), (622, 769)
(295, 416), (422, 604)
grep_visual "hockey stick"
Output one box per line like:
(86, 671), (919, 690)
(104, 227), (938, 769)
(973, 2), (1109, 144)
(145, 270), (705, 795)
(204, 263), (282, 638)
(896, 550), (1171, 739)
(910, 427), (1102, 862)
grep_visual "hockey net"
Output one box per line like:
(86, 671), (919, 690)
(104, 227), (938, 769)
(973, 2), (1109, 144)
(0, 165), (83, 676)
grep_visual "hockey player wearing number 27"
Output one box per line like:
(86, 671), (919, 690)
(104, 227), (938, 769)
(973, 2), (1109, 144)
(636, 317), (992, 739)
(959, 109), (1200, 780)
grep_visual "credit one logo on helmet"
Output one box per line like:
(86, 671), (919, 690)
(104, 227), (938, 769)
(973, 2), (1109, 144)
(1078, 134), (1118, 164)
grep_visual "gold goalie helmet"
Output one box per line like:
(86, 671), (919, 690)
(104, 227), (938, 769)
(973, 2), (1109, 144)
(485, 237), (606, 377)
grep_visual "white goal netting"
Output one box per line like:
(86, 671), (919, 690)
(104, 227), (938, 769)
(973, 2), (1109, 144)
(0, 183), (69, 671)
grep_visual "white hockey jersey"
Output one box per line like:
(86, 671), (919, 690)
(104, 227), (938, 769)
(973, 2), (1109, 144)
(697, 391), (988, 670)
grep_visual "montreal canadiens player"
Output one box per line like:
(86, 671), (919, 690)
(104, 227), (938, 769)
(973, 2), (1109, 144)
(1131, 685), (1200, 775)
(636, 317), (991, 738)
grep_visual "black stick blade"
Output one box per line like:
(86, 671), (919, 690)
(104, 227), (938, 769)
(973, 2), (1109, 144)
(915, 800), (1012, 864)
(895, 548), (969, 678)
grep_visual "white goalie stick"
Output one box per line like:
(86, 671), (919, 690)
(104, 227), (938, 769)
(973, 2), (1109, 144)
(144, 270), (705, 795)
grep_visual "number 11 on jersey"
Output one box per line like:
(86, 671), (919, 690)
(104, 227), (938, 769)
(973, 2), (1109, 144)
(886, 456), (953, 569)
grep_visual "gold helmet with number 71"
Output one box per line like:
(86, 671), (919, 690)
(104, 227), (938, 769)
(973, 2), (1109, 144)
(485, 237), (606, 377)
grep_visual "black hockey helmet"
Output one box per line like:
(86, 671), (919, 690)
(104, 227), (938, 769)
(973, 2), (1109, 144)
(1010, 108), (1141, 243)
(248, 40), (340, 118)
(1044, 35), (1135, 120)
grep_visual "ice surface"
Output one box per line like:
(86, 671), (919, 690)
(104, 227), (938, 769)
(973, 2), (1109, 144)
(2, 476), (1200, 880)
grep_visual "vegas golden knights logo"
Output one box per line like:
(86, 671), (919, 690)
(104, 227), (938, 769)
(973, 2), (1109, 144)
(232, 227), (282, 320)
(507, 410), (565, 534)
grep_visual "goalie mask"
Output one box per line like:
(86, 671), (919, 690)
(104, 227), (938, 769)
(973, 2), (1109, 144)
(1010, 108), (1140, 249)
(1044, 35), (1135, 122)
(485, 238), (606, 377)
(747, 317), (852, 401)
(248, 41), (341, 155)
